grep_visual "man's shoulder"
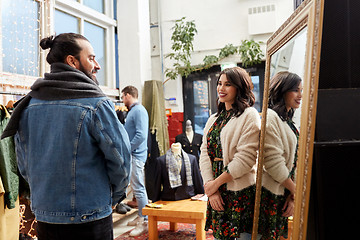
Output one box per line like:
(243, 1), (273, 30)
(133, 104), (147, 112)
(130, 104), (148, 117)
(30, 96), (110, 110)
(175, 133), (186, 140)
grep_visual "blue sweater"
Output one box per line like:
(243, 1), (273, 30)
(124, 104), (149, 162)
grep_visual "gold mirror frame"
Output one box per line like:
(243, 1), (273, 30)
(252, 0), (324, 239)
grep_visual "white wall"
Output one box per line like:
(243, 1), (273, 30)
(148, 0), (294, 112)
(117, 0), (152, 101)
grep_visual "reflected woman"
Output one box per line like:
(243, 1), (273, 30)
(258, 71), (302, 239)
(199, 67), (261, 239)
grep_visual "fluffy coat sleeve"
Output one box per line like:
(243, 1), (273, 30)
(225, 108), (260, 179)
(199, 115), (217, 184)
(263, 110), (293, 184)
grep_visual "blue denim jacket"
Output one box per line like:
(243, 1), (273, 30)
(15, 97), (131, 224)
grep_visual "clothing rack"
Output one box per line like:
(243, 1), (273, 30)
(0, 91), (27, 96)
(0, 92), (124, 100)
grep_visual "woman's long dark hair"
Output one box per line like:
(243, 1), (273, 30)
(216, 67), (255, 117)
(268, 71), (302, 121)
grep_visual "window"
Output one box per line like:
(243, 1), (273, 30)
(1, 0), (40, 76)
(0, 0), (51, 105)
(251, 76), (261, 111)
(55, 10), (79, 34)
(83, 0), (104, 13)
(193, 81), (210, 134)
(54, 0), (116, 88)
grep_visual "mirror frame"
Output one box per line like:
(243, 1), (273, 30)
(252, 0), (325, 239)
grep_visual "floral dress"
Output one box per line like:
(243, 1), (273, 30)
(205, 109), (256, 240)
(258, 119), (299, 240)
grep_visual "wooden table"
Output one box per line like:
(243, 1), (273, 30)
(142, 199), (207, 240)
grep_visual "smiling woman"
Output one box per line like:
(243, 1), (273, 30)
(199, 66), (261, 239)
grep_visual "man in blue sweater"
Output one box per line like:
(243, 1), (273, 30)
(121, 86), (149, 236)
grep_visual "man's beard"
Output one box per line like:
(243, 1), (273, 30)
(79, 61), (99, 85)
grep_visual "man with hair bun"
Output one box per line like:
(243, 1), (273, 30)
(1, 33), (131, 240)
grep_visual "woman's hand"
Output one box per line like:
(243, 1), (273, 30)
(204, 172), (233, 197)
(208, 191), (224, 211)
(204, 179), (219, 197)
(282, 194), (295, 217)
(281, 178), (296, 196)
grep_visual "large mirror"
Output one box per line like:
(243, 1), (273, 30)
(252, 1), (324, 240)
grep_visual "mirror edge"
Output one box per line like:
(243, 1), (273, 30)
(251, 0), (325, 239)
(292, 0), (324, 239)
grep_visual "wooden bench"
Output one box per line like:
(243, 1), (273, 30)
(142, 199), (207, 240)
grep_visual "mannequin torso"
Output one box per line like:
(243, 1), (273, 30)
(185, 119), (194, 143)
(174, 119), (203, 162)
(185, 129), (194, 143)
(171, 142), (182, 172)
(171, 142), (182, 157)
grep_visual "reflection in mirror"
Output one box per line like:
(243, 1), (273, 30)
(257, 27), (307, 240)
(270, 27), (307, 128)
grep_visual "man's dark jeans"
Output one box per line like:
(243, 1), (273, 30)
(37, 214), (113, 240)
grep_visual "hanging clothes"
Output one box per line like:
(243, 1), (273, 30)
(142, 80), (170, 156)
(0, 105), (19, 209)
(0, 163), (20, 240)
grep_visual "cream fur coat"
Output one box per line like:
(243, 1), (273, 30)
(199, 107), (261, 192)
(262, 109), (297, 195)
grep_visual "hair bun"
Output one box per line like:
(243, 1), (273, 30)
(40, 35), (55, 50)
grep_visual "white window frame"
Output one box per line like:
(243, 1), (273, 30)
(55, 0), (117, 91)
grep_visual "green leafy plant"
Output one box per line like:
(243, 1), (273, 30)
(219, 44), (238, 59)
(164, 18), (264, 83)
(202, 55), (219, 68)
(165, 17), (197, 81)
(238, 39), (264, 68)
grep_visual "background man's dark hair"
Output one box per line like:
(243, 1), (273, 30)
(122, 86), (138, 99)
(40, 33), (88, 64)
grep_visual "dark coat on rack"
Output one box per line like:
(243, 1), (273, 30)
(152, 153), (204, 202)
(175, 133), (203, 162)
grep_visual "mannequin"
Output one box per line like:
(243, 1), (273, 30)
(175, 120), (203, 162)
(171, 142), (182, 157)
(152, 143), (204, 202)
(171, 143), (182, 174)
(185, 120), (194, 143)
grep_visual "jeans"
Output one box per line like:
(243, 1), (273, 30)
(37, 214), (113, 240)
(130, 156), (149, 220)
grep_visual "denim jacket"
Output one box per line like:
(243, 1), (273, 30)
(15, 97), (131, 224)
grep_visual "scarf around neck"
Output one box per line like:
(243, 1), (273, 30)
(166, 149), (193, 189)
(1, 63), (106, 139)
